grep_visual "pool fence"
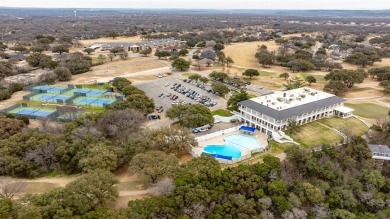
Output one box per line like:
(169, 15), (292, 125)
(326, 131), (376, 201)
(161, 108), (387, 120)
(195, 125), (243, 142)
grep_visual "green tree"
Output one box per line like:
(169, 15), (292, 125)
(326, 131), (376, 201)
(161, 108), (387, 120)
(186, 41), (197, 48)
(66, 170), (119, 212)
(280, 72), (290, 80)
(268, 179), (288, 196)
(214, 43), (225, 51)
(179, 49), (189, 56)
(26, 53), (53, 68)
(287, 59), (316, 72)
(54, 67), (72, 81)
(211, 82), (230, 97)
(287, 118), (299, 134)
(209, 71), (229, 81)
(243, 69), (260, 79)
(52, 45), (69, 54)
(78, 143), (118, 173)
(345, 48), (381, 67)
(149, 127), (197, 154)
(284, 77), (306, 90)
(65, 52), (92, 74)
(188, 73), (202, 81)
(83, 48), (95, 55)
(128, 151), (178, 184)
(256, 48), (274, 67)
(324, 69), (367, 88)
(226, 56), (234, 67)
(197, 41), (206, 48)
(107, 31), (119, 39)
(172, 58), (190, 71)
(9, 46), (27, 53)
(324, 80), (348, 96)
(331, 209), (356, 219)
(306, 75), (317, 86)
(140, 47), (152, 56)
(110, 47), (125, 56)
(155, 50), (171, 59)
(0, 198), (13, 218)
(227, 89), (249, 111)
(165, 104), (214, 128)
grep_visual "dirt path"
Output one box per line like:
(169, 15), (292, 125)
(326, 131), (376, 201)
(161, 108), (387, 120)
(0, 90), (29, 110)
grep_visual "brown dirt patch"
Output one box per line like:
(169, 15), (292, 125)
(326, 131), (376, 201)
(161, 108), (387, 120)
(57, 57), (168, 85)
(79, 36), (142, 47)
(224, 41), (280, 69)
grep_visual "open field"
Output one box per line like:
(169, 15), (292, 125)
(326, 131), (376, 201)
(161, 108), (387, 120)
(79, 36), (142, 46)
(318, 117), (368, 136)
(345, 102), (389, 119)
(289, 122), (343, 148)
(57, 57), (169, 85)
(224, 41), (280, 69)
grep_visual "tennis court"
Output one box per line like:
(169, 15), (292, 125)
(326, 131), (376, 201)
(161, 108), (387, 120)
(73, 97), (116, 107)
(72, 88), (106, 96)
(30, 93), (71, 103)
(32, 85), (67, 94)
(7, 107), (56, 117)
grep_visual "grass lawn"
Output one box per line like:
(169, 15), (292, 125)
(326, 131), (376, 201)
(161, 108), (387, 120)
(345, 102), (389, 119)
(289, 122), (343, 148)
(212, 109), (233, 117)
(318, 117), (368, 136)
(181, 72), (197, 78)
(248, 94), (257, 98)
(268, 141), (295, 154)
(300, 73), (326, 83)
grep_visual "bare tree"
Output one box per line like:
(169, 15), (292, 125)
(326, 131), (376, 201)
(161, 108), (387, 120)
(0, 178), (25, 199)
(152, 178), (175, 195)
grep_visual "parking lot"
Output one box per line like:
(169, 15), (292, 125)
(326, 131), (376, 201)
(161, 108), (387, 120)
(135, 77), (227, 112)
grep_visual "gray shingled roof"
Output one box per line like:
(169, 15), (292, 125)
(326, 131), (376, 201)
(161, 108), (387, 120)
(239, 96), (345, 120)
(368, 144), (390, 154)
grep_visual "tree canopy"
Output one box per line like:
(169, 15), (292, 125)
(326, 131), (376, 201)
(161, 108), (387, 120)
(165, 104), (214, 128)
(172, 58), (190, 71)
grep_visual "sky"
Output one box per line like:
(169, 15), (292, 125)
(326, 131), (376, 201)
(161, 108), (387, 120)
(1, 0), (390, 10)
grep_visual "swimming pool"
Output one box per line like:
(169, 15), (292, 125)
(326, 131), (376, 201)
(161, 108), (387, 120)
(203, 134), (261, 160)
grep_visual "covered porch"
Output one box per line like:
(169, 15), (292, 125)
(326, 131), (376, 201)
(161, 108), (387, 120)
(334, 106), (354, 119)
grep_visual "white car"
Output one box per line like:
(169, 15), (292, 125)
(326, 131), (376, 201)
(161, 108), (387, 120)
(165, 83), (170, 87)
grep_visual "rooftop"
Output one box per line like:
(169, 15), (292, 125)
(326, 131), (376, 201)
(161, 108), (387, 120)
(368, 144), (390, 154)
(250, 87), (335, 111)
(239, 87), (345, 120)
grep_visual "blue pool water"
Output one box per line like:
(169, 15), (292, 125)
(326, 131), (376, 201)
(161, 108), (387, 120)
(203, 134), (261, 160)
(204, 144), (242, 159)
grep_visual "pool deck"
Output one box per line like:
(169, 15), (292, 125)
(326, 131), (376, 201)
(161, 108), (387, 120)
(193, 130), (269, 158)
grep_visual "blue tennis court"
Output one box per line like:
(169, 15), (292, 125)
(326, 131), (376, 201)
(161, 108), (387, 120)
(30, 94), (70, 102)
(73, 89), (105, 96)
(32, 86), (67, 94)
(8, 107), (55, 117)
(73, 97), (116, 107)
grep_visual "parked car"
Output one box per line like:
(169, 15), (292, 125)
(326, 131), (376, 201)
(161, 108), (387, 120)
(192, 128), (200, 133)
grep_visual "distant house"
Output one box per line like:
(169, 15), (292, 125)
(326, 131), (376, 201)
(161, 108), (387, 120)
(200, 50), (216, 61)
(368, 144), (390, 160)
(96, 38), (180, 51)
(5, 54), (25, 60)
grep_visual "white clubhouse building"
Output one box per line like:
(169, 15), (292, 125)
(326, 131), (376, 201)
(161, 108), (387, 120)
(238, 87), (354, 136)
